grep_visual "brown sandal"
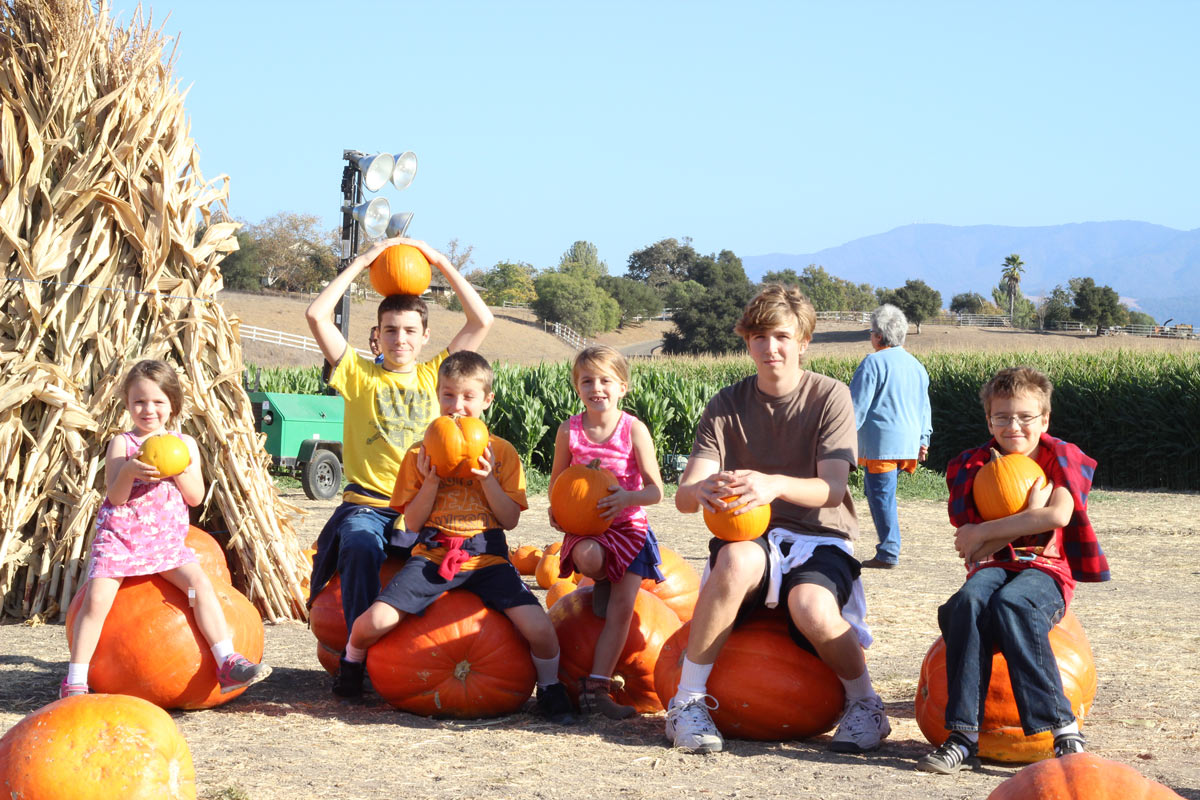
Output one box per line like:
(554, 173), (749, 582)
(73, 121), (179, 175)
(578, 676), (636, 720)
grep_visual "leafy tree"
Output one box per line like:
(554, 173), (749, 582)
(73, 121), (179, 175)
(1127, 309), (1156, 327)
(217, 229), (265, 291)
(990, 283), (1036, 328)
(625, 237), (698, 291)
(876, 279), (942, 334)
(761, 265), (875, 311)
(662, 279), (705, 310)
(247, 212), (338, 292)
(558, 240), (607, 282)
(662, 250), (755, 354)
(597, 275), (662, 326)
(950, 292), (987, 315)
(467, 261), (537, 307)
(1035, 284), (1074, 330)
(1070, 277), (1129, 334)
(531, 271), (619, 336)
(1000, 253), (1025, 320)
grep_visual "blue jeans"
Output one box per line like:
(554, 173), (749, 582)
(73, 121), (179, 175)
(308, 502), (402, 631)
(938, 566), (1075, 735)
(863, 468), (900, 563)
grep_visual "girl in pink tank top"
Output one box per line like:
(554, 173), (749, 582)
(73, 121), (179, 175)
(549, 346), (665, 719)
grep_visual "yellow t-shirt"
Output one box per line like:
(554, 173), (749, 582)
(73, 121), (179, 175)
(390, 434), (527, 571)
(328, 349), (447, 502)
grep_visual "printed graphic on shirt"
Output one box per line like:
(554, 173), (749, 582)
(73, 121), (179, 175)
(368, 385), (436, 453)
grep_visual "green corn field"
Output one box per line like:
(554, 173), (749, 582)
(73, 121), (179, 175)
(245, 350), (1200, 490)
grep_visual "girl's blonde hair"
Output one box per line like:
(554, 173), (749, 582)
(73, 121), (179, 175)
(572, 345), (629, 387)
(121, 359), (184, 422)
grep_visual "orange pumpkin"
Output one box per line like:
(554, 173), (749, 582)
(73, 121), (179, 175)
(986, 752), (1185, 799)
(309, 556), (408, 675)
(545, 578), (577, 608)
(549, 459), (617, 537)
(702, 495), (772, 541)
(185, 525), (231, 584)
(544, 541), (562, 556)
(65, 575), (264, 709)
(136, 433), (190, 478)
(369, 243), (432, 297)
(654, 608), (845, 740)
(915, 609), (1097, 762)
(552, 586), (683, 713)
(534, 549), (562, 590)
(641, 545), (700, 622)
(510, 544), (543, 575)
(973, 449), (1048, 520)
(367, 590), (535, 718)
(424, 415), (490, 479)
(0, 694), (195, 800)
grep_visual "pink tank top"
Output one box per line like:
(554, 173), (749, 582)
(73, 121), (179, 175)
(568, 411), (647, 531)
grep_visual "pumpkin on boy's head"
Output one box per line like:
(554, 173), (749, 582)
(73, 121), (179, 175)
(136, 433), (190, 478)
(370, 244), (431, 297)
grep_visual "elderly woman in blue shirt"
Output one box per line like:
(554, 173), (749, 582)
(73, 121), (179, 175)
(849, 304), (932, 568)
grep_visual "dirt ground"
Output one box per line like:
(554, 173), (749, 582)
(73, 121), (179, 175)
(3, 488), (1198, 800)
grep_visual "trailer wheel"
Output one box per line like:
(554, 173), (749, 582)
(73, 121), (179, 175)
(302, 449), (342, 501)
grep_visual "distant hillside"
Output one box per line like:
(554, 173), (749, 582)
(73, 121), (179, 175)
(742, 221), (1200, 325)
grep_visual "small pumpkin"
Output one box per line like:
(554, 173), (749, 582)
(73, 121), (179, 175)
(702, 495), (771, 542)
(534, 548), (562, 590)
(552, 586), (683, 713)
(654, 608), (845, 740)
(136, 433), (190, 478)
(549, 459), (617, 537)
(0, 694), (195, 800)
(545, 578), (577, 608)
(915, 609), (1097, 762)
(423, 415), (490, 479)
(369, 243), (432, 297)
(309, 556), (408, 675)
(510, 544), (543, 575)
(367, 590), (535, 718)
(986, 752), (1185, 800)
(973, 449), (1048, 520)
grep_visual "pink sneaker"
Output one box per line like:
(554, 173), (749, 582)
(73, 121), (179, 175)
(59, 678), (88, 699)
(216, 654), (272, 694)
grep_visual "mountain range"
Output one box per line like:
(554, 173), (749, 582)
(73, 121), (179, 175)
(742, 221), (1200, 325)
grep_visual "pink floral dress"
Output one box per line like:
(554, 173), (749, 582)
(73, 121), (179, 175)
(88, 432), (196, 579)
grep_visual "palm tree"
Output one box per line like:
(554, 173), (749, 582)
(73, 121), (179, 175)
(1001, 254), (1025, 321)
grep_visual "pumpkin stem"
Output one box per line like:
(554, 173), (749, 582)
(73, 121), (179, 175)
(587, 458), (603, 470)
(453, 659), (472, 681)
(988, 447), (1002, 462)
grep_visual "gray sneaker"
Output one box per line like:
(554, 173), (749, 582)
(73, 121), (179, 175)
(665, 696), (723, 753)
(830, 694), (891, 753)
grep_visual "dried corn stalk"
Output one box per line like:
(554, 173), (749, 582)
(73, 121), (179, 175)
(0, 0), (308, 621)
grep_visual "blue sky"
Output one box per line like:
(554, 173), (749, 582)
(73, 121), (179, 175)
(111, 1), (1199, 277)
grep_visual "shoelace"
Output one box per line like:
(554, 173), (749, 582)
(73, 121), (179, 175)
(672, 695), (720, 727)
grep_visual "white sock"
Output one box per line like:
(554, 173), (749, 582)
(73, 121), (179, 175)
(344, 643), (367, 663)
(838, 669), (876, 702)
(588, 673), (610, 682)
(210, 639), (235, 664)
(532, 653), (560, 688)
(1052, 720), (1079, 737)
(673, 656), (714, 705)
(67, 662), (89, 685)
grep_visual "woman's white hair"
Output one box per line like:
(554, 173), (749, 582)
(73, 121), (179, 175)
(871, 304), (908, 347)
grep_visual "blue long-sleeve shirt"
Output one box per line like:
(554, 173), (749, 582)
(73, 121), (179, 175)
(848, 346), (932, 460)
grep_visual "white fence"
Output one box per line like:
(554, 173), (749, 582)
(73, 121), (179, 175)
(239, 325), (369, 357)
(548, 321), (588, 350)
(816, 311), (871, 324)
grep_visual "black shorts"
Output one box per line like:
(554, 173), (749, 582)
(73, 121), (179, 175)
(376, 556), (539, 616)
(707, 535), (861, 654)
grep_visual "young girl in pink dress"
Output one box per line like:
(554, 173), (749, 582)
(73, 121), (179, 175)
(62, 359), (270, 697)
(549, 345), (664, 719)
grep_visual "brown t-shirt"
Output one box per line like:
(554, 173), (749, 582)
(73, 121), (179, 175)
(690, 371), (859, 540)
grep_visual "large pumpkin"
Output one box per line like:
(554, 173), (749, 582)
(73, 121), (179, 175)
(369, 243), (431, 297)
(366, 590), (535, 718)
(987, 752), (1184, 799)
(702, 495), (772, 542)
(136, 433), (190, 478)
(549, 459), (617, 537)
(65, 576), (264, 709)
(654, 608), (845, 740)
(551, 586), (682, 713)
(309, 556), (407, 675)
(642, 545), (700, 622)
(0, 694), (195, 800)
(185, 525), (231, 584)
(973, 449), (1048, 520)
(915, 609), (1097, 762)
(423, 415), (490, 479)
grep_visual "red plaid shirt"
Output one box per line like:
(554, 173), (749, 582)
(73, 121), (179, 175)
(947, 434), (1110, 606)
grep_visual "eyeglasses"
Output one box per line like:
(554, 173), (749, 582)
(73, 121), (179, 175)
(988, 413), (1044, 428)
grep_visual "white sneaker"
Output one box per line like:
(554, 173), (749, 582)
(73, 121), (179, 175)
(830, 694), (891, 753)
(665, 696), (723, 753)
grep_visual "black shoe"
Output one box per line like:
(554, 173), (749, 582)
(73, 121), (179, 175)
(860, 557), (897, 570)
(535, 682), (577, 725)
(916, 732), (978, 774)
(332, 657), (365, 698)
(1053, 731), (1086, 757)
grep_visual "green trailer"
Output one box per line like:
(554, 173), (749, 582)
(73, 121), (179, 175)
(249, 391), (345, 501)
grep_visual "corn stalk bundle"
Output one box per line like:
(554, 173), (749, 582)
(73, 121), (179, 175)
(0, 0), (308, 621)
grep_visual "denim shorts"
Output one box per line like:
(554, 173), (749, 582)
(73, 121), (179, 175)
(376, 556), (538, 616)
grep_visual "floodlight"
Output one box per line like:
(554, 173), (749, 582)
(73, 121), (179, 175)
(349, 197), (391, 238)
(391, 151), (418, 190)
(355, 153), (395, 192)
(386, 211), (414, 238)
